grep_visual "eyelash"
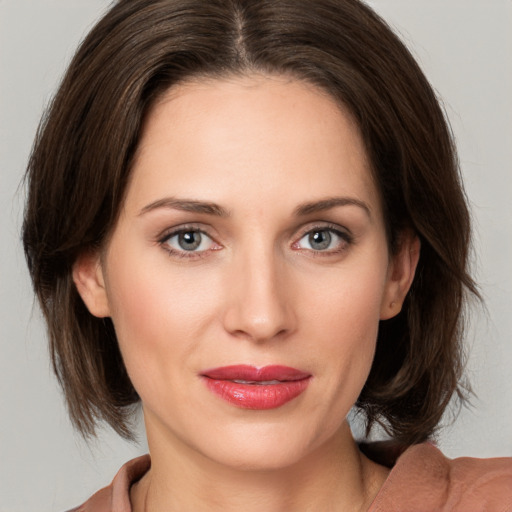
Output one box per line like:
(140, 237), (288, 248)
(158, 223), (353, 260)
(158, 225), (219, 259)
(293, 223), (353, 256)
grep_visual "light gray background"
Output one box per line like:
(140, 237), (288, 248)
(1, 1), (511, 510)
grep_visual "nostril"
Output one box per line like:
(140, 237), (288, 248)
(223, 308), (295, 343)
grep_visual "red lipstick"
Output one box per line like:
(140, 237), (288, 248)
(201, 365), (311, 410)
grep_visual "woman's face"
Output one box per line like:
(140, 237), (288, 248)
(76, 75), (416, 470)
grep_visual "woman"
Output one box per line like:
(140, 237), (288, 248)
(22, 0), (511, 510)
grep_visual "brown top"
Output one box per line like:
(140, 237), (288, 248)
(367, 443), (512, 511)
(69, 443), (512, 511)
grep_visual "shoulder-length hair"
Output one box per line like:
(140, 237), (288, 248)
(23, 0), (477, 444)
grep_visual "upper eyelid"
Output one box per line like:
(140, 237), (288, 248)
(158, 224), (215, 241)
(295, 222), (352, 239)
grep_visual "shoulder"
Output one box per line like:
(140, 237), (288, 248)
(67, 455), (151, 512)
(369, 443), (512, 511)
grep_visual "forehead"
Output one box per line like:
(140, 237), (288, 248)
(127, 74), (381, 219)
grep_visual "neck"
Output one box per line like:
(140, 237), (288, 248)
(131, 419), (389, 512)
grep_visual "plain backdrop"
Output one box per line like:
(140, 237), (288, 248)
(1, 1), (511, 511)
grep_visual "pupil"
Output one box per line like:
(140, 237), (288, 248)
(179, 231), (201, 251)
(309, 230), (331, 250)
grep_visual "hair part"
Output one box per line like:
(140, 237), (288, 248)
(23, 0), (477, 444)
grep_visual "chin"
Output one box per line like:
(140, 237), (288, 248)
(207, 443), (308, 472)
(195, 419), (335, 472)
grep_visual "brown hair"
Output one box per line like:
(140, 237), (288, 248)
(23, 0), (477, 444)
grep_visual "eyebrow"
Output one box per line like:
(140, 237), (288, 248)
(138, 197), (230, 217)
(138, 196), (371, 219)
(294, 197), (371, 218)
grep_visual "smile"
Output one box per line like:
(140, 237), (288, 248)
(200, 365), (312, 410)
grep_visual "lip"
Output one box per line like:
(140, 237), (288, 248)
(201, 365), (312, 410)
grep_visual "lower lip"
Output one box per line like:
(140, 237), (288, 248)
(202, 377), (311, 410)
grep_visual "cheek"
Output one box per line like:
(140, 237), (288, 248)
(307, 259), (388, 384)
(103, 247), (222, 390)
(313, 258), (388, 337)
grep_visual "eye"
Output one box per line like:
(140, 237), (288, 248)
(162, 229), (217, 254)
(295, 227), (351, 253)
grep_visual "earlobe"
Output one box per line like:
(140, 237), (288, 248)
(72, 250), (111, 318)
(380, 233), (420, 320)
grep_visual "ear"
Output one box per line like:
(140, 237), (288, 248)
(380, 232), (420, 320)
(72, 250), (111, 318)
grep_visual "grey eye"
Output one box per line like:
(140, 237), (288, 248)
(308, 230), (332, 250)
(178, 231), (202, 251)
(164, 230), (215, 253)
(296, 228), (349, 253)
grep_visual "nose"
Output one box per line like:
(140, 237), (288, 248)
(222, 246), (296, 343)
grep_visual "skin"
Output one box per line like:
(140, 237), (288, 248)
(74, 74), (419, 512)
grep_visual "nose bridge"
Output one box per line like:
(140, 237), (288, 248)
(223, 238), (294, 342)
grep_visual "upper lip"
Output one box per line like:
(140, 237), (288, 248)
(201, 365), (311, 382)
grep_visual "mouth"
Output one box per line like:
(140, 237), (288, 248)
(200, 365), (312, 410)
